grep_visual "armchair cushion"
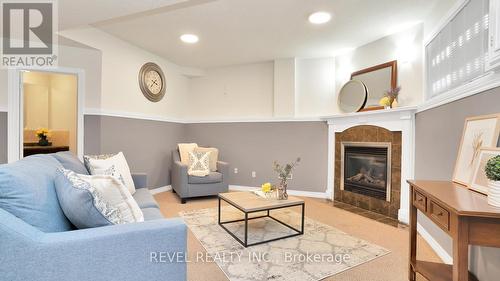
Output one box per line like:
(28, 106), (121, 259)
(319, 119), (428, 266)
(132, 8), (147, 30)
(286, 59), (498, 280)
(133, 188), (159, 209)
(188, 172), (223, 184)
(0, 155), (73, 233)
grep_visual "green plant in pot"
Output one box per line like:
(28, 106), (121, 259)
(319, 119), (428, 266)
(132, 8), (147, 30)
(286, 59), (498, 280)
(485, 155), (500, 207)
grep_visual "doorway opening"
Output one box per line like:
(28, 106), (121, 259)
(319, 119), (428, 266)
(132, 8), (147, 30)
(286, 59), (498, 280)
(22, 71), (78, 157)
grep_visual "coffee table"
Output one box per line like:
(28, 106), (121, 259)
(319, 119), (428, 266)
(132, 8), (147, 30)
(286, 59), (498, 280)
(218, 191), (305, 247)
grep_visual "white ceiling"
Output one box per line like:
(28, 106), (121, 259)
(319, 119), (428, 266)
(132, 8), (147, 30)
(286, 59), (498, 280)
(58, 0), (189, 30)
(61, 0), (443, 68)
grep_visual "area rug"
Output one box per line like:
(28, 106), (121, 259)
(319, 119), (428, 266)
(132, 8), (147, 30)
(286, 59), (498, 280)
(179, 207), (389, 281)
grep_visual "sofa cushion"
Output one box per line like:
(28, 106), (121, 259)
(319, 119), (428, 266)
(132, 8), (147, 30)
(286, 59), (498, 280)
(141, 207), (164, 221)
(0, 155), (73, 232)
(133, 188), (159, 209)
(51, 151), (89, 175)
(188, 172), (223, 184)
(55, 169), (144, 229)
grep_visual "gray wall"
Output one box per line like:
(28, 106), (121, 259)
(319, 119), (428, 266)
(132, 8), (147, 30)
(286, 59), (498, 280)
(415, 87), (500, 281)
(0, 112), (7, 164)
(85, 115), (185, 188)
(185, 122), (328, 193)
(84, 115), (101, 155)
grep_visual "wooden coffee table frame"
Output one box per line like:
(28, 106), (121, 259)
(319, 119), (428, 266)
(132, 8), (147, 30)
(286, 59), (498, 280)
(218, 196), (305, 247)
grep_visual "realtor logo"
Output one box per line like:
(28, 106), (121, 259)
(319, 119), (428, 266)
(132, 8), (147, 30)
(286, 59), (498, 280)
(1, 0), (58, 68)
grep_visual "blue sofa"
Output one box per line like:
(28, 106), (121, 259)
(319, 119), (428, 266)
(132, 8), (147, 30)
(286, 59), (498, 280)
(0, 153), (187, 281)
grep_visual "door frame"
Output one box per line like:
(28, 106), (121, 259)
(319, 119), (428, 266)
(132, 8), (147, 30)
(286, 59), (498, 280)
(8, 67), (85, 163)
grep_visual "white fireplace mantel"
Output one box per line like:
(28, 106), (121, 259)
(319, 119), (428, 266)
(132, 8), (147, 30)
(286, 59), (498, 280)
(322, 106), (417, 224)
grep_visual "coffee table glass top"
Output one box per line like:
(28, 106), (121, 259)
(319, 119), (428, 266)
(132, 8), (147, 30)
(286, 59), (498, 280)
(219, 191), (304, 212)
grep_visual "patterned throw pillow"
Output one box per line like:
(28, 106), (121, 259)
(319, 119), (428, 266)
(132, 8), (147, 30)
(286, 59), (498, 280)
(84, 152), (136, 195)
(55, 169), (144, 229)
(188, 151), (210, 177)
(194, 147), (219, 172)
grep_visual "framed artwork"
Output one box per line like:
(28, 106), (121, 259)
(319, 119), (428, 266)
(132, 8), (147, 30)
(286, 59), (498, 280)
(453, 114), (500, 186)
(469, 147), (500, 194)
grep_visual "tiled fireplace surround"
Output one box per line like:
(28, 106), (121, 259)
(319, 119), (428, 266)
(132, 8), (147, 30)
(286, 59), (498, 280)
(324, 107), (416, 224)
(334, 126), (402, 219)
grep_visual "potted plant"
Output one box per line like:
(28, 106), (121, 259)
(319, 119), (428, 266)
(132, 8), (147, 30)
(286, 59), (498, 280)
(273, 157), (300, 200)
(36, 128), (51, 146)
(485, 155), (500, 207)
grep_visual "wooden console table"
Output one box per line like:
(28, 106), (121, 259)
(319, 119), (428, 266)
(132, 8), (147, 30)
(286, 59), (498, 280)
(408, 180), (500, 281)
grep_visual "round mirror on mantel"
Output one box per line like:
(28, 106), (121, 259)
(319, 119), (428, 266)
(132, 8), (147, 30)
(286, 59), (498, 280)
(338, 80), (368, 113)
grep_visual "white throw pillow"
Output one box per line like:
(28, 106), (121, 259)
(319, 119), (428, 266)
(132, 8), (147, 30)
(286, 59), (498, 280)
(178, 143), (198, 165)
(188, 151), (210, 177)
(84, 152), (136, 195)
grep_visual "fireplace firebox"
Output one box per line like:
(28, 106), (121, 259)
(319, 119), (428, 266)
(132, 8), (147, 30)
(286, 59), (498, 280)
(341, 142), (391, 201)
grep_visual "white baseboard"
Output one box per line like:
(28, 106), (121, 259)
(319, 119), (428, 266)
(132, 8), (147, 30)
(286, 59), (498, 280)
(229, 185), (328, 199)
(149, 185), (172, 195)
(398, 209), (409, 225)
(417, 222), (453, 264)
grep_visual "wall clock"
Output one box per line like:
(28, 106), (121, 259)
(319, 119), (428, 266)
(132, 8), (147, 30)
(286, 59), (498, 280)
(138, 62), (166, 102)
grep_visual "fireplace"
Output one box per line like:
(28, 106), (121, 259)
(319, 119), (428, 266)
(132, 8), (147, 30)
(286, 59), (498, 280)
(341, 142), (391, 201)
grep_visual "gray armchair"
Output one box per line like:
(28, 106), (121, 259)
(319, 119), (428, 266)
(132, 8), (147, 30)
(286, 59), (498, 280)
(171, 149), (229, 203)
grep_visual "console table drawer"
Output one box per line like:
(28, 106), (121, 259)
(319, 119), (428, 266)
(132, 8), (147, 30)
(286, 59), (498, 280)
(429, 200), (450, 231)
(413, 191), (427, 212)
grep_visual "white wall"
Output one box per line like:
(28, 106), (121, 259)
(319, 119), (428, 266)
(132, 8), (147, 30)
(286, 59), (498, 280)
(0, 37), (102, 113)
(335, 24), (424, 112)
(60, 27), (192, 119)
(423, 0), (460, 41)
(273, 58), (296, 117)
(296, 57), (335, 117)
(187, 62), (274, 119)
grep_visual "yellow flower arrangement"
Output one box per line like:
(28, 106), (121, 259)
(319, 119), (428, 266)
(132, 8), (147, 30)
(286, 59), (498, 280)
(261, 182), (272, 193)
(379, 96), (391, 106)
(35, 128), (51, 138)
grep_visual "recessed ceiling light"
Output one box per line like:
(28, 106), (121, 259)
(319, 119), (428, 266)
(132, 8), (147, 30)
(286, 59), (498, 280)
(180, 34), (199, 44)
(308, 12), (332, 25)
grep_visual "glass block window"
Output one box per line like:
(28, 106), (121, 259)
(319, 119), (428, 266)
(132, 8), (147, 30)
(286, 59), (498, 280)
(426, 0), (489, 98)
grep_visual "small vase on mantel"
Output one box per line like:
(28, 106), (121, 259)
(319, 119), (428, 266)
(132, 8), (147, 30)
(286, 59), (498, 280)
(488, 181), (500, 207)
(391, 98), (398, 108)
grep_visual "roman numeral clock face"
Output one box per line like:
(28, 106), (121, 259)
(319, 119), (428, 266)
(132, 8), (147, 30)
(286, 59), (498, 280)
(139, 62), (166, 102)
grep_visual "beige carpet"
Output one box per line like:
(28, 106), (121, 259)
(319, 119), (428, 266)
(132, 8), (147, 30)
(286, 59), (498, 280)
(155, 191), (441, 281)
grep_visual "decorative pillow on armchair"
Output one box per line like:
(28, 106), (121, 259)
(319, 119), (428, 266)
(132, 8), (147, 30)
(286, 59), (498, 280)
(178, 143), (198, 165)
(55, 169), (144, 229)
(188, 151), (210, 177)
(84, 152), (136, 195)
(194, 147), (219, 172)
